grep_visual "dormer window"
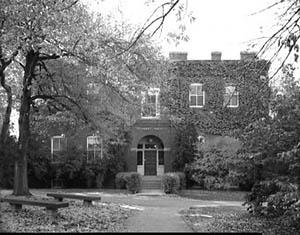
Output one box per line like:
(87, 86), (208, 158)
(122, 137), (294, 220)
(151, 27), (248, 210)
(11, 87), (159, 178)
(189, 83), (205, 108)
(141, 88), (160, 118)
(224, 85), (239, 108)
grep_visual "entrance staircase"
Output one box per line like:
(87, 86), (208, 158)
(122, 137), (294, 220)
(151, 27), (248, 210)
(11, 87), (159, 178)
(141, 176), (162, 192)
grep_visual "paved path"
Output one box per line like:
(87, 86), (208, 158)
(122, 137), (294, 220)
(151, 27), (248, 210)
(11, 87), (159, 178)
(97, 192), (243, 233)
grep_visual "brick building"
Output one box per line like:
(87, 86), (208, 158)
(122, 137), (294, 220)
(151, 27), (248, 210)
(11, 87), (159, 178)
(123, 51), (270, 176)
(50, 51), (270, 180)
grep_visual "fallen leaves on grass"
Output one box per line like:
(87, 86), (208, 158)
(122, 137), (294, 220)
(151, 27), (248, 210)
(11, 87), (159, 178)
(0, 195), (138, 232)
(180, 206), (299, 234)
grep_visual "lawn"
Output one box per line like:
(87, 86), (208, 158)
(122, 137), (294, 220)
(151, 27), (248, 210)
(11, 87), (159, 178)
(0, 189), (137, 232)
(179, 189), (247, 201)
(180, 206), (299, 234)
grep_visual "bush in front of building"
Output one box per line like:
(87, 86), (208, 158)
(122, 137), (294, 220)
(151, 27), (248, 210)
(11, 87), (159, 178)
(115, 172), (142, 193)
(115, 172), (132, 189)
(162, 172), (180, 194)
(174, 172), (186, 190)
(125, 172), (142, 194)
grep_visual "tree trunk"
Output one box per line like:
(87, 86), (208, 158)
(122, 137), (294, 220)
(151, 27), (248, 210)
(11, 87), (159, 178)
(0, 71), (12, 145)
(13, 50), (38, 196)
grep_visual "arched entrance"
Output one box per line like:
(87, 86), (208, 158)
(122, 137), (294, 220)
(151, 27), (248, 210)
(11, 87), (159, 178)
(137, 135), (164, 176)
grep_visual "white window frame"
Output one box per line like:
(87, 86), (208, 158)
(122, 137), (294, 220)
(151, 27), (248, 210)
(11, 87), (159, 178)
(87, 135), (103, 161)
(51, 134), (65, 161)
(189, 83), (205, 108)
(224, 85), (239, 108)
(141, 88), (160, 119)
(197, 135), (205, 144)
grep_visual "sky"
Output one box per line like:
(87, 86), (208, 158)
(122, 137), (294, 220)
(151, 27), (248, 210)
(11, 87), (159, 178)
(84, 0), (279, 60)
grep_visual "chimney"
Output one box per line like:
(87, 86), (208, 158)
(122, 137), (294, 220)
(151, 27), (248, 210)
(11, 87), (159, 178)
(211, 51), (222, 61)
(169, 52), (188, 61)
(240, 51), (257, 61)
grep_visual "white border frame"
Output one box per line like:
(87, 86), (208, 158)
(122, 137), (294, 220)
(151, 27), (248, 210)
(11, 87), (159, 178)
(225, 85), (239, 108)
(87, 135), (103, 161)
(136, 143), (164, 176)
(141, 88), (160, 119)
(189, 83), (205, 108)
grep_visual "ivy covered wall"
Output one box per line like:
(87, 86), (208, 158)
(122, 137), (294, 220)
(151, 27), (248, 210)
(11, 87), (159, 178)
(161, 59), (271, 136)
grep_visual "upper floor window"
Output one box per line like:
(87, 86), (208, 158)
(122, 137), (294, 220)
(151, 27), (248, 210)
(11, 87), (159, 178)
(51, 134), (66, 162)
(141, 88), (160, 118)
(224, 85), (239, 108)
(87, 135), (102, 162)
(189, 83), (205, 108)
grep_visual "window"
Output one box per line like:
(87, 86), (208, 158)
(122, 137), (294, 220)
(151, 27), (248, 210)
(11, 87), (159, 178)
(224, 85), (239, 108)
(189, 83), (205, 107)
(51, 135), (65, 162)
(137, 144), (143, 149)
(197, 135), (205, 144)
(87, 135), (102, 162)
(158, 151), (164, 165)
(137, 151), (143, 165)
(141, 88), (160, 118)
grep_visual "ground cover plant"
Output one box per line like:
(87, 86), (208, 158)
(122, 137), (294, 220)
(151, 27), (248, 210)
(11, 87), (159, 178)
(115, 172), (142, 193)
(180, 206), (299, 234)
(179, 189), (246, 201)
(0, 190), (138, 232)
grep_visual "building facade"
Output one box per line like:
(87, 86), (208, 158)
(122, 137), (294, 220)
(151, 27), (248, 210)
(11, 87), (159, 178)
(122, 51), (270, 176)
(49, 51), (270, 178)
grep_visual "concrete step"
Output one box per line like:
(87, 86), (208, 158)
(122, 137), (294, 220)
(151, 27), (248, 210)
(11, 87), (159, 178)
(142, 176), (162, 190)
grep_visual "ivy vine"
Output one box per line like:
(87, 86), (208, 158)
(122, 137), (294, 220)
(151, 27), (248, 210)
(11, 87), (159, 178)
(161, 60), (271, 136)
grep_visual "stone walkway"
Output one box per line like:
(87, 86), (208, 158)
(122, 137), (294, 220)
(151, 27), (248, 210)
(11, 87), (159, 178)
(98, 192), (243, 233)
(125, 206), (192, 232)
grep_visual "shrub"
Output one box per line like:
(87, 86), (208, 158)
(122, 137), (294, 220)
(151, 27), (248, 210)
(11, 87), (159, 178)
(185, 142), (255, 191)
(174, 172), (186, 189)
(244, 179), (298, 217)
(115, 172), (131, 189)
(162, 173), (180, 194)
(103, 142), (126, 187)
(115, 172), (142, 193)
(124, 172), (142, 194)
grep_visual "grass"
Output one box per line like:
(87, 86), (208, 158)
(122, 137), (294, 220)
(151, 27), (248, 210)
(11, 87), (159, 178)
(179, 189), (247, 201)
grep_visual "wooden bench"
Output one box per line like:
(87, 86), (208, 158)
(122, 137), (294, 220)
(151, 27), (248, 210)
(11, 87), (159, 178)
(0, 197), (69, 218)
(46, 193), (101, 206)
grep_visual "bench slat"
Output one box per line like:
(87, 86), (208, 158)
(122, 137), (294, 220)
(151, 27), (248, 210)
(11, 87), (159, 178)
(47, 193), (101, 201)
(1, 198), (69, 209)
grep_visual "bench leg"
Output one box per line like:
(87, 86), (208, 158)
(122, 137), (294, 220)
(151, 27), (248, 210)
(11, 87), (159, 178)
(83, 200), (92, 206)
(46, 208), (58, 220)
(10, 203), (22, 211)
(54, 197), (63, 202)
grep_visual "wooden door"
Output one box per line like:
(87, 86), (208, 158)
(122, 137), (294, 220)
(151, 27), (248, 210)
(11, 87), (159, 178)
(144, 150), (157, 175)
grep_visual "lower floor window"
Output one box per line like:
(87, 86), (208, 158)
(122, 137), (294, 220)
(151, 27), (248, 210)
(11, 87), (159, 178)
(87, 135), (102, 162)
(158, 151), (164, 165)
(137, 151), (143, 165)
